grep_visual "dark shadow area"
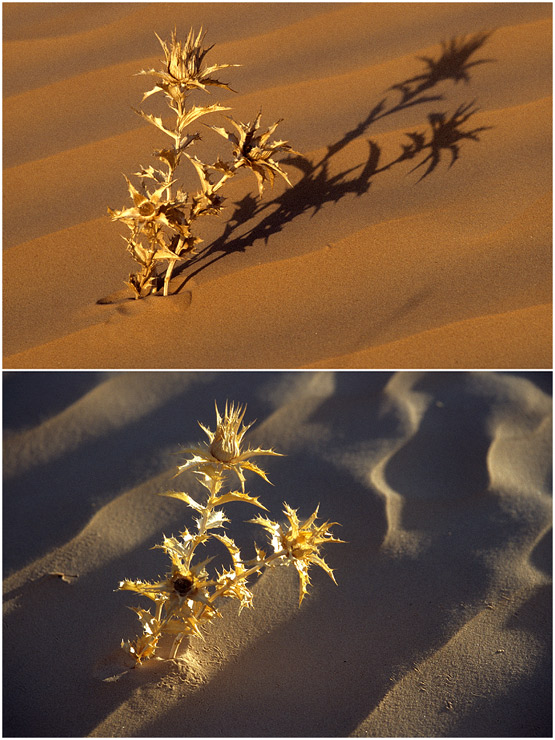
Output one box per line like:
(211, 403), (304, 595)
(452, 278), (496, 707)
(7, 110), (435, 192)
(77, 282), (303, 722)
(384, 374), (493, 504)
(389, 32), (494, 102)
(529, 527), (552, 579)
(499, 371), (552, 397)
(449, 583), (552, 738)
(3, 371), (105, 431)
(403, 101), (492, 181)
(3, 538), (181, 737)
(169, 32), (494, 292)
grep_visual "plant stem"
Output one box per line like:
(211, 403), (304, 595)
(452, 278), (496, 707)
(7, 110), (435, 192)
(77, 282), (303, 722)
(213, 166), (239, 194)
(162, 163), (239, 296)
(163, 248), (181, 296)
(207, 549), (287, 606)
(169, 634), (185, 659)
(164, 548), (286, 660)
(184, 482), (217, 568)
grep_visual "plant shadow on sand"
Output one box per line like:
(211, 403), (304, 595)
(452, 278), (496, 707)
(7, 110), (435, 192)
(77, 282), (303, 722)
(169, 32), (494, 294)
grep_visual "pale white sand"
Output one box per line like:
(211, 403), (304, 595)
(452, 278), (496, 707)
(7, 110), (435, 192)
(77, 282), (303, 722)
(3, 370), (552, 736)
(3, 2), (552, 368)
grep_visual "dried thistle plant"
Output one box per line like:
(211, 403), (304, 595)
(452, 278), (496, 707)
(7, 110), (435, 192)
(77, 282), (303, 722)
(108, 29), (296, 299)
(118, 402), (344, 665)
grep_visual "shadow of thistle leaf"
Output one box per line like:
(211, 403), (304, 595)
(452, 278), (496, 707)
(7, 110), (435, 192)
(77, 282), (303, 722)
(406, 101), (493, 181)
(371, 100), (493, 182)
(171, 31), (494, 292)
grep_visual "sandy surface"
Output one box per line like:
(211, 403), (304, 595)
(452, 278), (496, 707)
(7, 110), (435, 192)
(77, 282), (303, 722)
(2, 370), (552, 737)
(3, 2), (552, 369)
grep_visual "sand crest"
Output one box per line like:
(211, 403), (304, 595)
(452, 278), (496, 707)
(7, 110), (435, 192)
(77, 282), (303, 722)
(3, 370), (552, 736)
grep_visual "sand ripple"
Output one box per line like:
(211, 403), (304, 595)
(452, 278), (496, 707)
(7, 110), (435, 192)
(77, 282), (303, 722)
(3, 3), (551, 368)
(3, 371), (551, 736)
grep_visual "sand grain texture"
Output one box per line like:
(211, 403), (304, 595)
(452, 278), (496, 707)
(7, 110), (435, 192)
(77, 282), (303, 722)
(2, 371), (552, 737)
(3, 2), (552, 368)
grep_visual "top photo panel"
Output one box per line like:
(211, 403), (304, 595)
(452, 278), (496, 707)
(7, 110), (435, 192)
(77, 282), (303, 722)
(3, 2), (552, 369)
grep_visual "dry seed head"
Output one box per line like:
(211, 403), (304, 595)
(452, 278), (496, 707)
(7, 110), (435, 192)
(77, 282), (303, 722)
(139, 28), (239, 101)
(210, 401), (249, 461)
(177, 401), (282, 490)
(208, 113), (298, 195)
(251, 503), (345, 604)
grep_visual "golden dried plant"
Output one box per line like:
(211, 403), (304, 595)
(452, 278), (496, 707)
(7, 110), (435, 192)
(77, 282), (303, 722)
(118, 402), (344, 665)
(176, 401), (282, 490)
(108, 29), (296, 299)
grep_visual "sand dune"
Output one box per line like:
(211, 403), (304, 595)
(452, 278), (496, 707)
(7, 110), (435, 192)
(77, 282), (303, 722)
(3, 370), (552, 736)
(2, 2), (551, 368)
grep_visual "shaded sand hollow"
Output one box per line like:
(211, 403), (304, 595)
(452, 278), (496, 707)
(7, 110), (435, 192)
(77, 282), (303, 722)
(2, 3), (552, 368)
(3, 370), (552, 736)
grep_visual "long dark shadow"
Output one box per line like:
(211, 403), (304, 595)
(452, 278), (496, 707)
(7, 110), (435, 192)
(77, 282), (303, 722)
(172, 32), (495, 292)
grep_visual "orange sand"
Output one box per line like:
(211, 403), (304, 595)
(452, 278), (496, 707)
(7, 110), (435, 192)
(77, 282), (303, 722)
(3, 2), (552, 368)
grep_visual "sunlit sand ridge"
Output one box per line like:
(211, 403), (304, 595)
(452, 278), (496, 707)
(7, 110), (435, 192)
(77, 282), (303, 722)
(3, 371), (551, 736)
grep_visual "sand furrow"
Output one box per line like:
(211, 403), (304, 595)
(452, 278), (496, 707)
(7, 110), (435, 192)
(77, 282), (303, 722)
(2, 3), (348, 97)
(3, 371), (551, 736)
(5, 158), (550, 367)
(353, 583), (551, 737)
(4, 92), (550, 261)
(6, 201), (550, 367)
(3, 371), (209, 477)
(308, 304), (552, 369)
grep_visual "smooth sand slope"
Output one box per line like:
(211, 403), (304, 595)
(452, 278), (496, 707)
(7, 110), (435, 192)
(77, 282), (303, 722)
(3, 370), (552, 737)
(3, 3), (552, 368)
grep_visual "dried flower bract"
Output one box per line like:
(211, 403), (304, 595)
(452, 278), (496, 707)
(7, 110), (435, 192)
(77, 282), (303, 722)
(177, 401), (282, 490)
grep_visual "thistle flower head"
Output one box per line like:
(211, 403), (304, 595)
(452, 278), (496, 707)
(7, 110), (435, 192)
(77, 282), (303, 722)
(252, 503), (344, 604)
(139, 28), (239, 102)
(108, 177), (170, 227)
(108, 175), (199, 247)
(210, 401), (249, 461)
(208, 112), (297, 195)
(177, 401), (282, 490)
(118, 557), (216, 663)
(118, 555), (213, 607)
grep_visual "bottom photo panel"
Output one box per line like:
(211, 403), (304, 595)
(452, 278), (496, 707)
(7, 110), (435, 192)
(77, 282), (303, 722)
(3, 370), (552, 738)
